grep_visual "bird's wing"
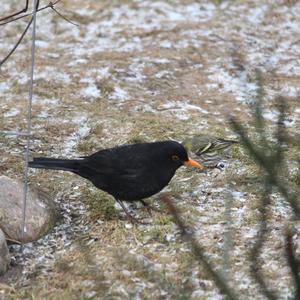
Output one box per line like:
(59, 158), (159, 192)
(82, 147), (145, 177)
(195, 142), (213, 155)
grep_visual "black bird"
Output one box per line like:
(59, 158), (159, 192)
(29, 141), (203, 223)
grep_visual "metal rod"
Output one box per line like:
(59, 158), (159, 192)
(21, 0), (38, 248)
(0, 130), (33, 137)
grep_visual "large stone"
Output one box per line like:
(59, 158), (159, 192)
(0, 228), (10, 275)
(0, 176), (57, 243)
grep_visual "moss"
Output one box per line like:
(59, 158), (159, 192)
(154, 214), (173, 226)
(147, 225), (173, 244)
(82, 188), (117, 221)
(76, 139), (98, 154)
(54, 257), (73, 273)
(89, 123), (103, 136)
(96, 78), (115, 98)
(127, 135), (147, 144)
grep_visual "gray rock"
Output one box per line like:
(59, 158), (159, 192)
(0, 176), (57, 243)
(0, 228), (10, 275)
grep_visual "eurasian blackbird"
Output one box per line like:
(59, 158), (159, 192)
(29, 141), (203, 223)
(182, 135), (238, 169)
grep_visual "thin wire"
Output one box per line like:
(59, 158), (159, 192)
(21, 0), (38, 248)
(0, 131), (32, 137)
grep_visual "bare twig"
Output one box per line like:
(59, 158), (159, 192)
(284, 228), (300, 300)
(252, 69), (270, 151)
(0, 0), (40, 67)
(230, 117), (300, 217)
(230, 84), (299, 299)
(223, 189), (234, 278)
(161, 195), (239, 300)
(0, 0), (61, 26)
(0, 16), (34, 67)
(1, 227), (21, 245)
(0, 0), (77, 67)
(50, 6), (79, 27)
(249, 184), (278, 300)
(0, 0), (29, 22)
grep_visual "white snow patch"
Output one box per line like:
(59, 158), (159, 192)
(231, 191), (247, 201)
(280, 86), (299, 97)
(4, 108), (19, 117)
(263, 111), (279, 121)
(151, 58), (171, 64)
(242, 227), (258, 239)
(110, 86), (129, 101)
(63, 115), (90, 155)
(208, 66), (257, 104)
(16, 73), (29, 85)
(81, 84), (101, 99)
(35, 67), (71, 84)
(160, 40), (173, 49)
(127, 60), (146, 82)
(0, 82), (10, 92)
(231, 207), (247, 225)
(35, 40), (49, 48)
(155, 70), (172, 79)
(136, 104), (156, 113)
(36, 110), (49, 119)
(80, 77), (101, 98)
(157, 100), (209, 120)
(246, 5), (267, 23)
(98, 67), (110, 78)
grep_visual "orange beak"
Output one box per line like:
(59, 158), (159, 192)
(183, 158), (205, 170)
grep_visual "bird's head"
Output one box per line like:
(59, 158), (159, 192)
(160, 141), (205, 170)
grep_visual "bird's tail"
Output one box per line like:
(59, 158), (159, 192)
(29, 157), (81, 172)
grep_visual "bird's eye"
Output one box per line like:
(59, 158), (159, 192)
(172, 155), (180, 161)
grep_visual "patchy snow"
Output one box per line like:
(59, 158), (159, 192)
(97, 67), (111, 78)
(157, 100), (209, 120)
(81, 84), (101, 99)
(280, 86), (299, 97)
(0, 81), (10, 92)
(35, 67), (71, 84)
(4, 108), (19, 117)
(263, 110), (280, 121)
(246, 5), (268, 23)
(35, 40), (50, 49)
(1, 0), (299, 299)
(110, 86), (129, 101)
(208, 67), (257, 104)
(63, 114), (90, 155)
(155, 70), (172, 79)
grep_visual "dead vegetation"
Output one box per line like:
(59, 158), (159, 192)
(0, 0), (300, 299)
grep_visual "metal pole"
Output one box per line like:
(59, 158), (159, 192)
(21, 0), (38, 248)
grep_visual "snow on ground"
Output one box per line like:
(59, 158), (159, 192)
(0, 0), (300, 299)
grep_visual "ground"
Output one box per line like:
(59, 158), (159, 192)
(0, 0), (300, 299)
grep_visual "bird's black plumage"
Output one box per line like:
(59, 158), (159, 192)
(29, 141), (202, 208)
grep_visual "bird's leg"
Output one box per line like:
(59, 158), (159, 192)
(140, 200), (163, 215)
(140, 200), (152, 216)
(115, 199), (149, 225)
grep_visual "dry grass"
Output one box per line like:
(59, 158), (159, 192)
(0, 0), (299, 299)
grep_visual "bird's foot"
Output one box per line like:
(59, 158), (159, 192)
(140, 200), (163, 216)
(116, 199), (149, 225)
